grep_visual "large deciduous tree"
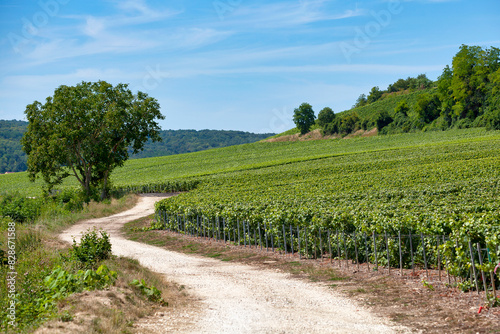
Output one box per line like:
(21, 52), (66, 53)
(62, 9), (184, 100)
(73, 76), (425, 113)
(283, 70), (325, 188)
(450, 45), (500, 119)
(293, 103), (316, 135)
(21, 81), (165, 200)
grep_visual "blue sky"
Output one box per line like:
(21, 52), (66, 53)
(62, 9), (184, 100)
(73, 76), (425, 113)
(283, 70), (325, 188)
(0, 0), (499, 133)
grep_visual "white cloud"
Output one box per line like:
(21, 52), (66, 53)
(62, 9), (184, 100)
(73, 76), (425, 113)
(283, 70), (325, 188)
(220, 1), (366, 29)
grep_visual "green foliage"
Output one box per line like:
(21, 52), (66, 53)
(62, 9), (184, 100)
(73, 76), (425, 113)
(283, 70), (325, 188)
(317, 107), (335, 130)
(41, 265), (117, 307)
(0, 120), (27, 173)
(367, 86), (383, 104)
(71, 229), (112, 267)
(21, 81), (165, 200)
(414, 93), (441, 123)
(387, 74), (433, 93)
(353, 94), (368, 108)
(129, 279), (167, 305)
(450, 45), (500, 119)
(0, 193), (44, 223)
(293, 103), (316, 135)
(0, 120), (274, 174)
(376, 111), (393, 131)
(339, 112), (360, 135)
(130, 129), (274, 159)
(394, 100), (410, 117)
(154, 129), (500, 284)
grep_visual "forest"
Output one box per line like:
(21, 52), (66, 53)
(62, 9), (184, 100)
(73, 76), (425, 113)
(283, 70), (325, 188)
(0, 120), (273, 174)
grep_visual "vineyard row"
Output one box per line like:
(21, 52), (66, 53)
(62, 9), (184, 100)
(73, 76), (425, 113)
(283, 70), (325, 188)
(154, 210), (500, 303)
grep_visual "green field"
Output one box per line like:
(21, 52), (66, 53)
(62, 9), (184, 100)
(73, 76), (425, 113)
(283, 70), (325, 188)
(2, 128), (498, 196)
(154, 128), (500, 237)
(2, 127), (499, 282)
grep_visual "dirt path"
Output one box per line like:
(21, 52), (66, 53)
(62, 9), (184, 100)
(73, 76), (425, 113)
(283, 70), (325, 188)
(60, 194), (410, 334)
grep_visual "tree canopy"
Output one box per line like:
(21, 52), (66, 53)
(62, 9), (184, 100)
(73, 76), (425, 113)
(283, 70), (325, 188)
(317, 107), (335, 128)
(21, 81), (165, 200)
(293, 103), (316, 135)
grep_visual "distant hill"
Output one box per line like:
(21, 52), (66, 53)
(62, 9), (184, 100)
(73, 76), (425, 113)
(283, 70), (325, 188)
(0, 120), (27, 174)
(0, 120), (274, 173)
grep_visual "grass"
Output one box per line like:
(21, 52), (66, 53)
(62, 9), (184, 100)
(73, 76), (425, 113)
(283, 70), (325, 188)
(43, 256), (191, 334)
(0, 194), (190, 333)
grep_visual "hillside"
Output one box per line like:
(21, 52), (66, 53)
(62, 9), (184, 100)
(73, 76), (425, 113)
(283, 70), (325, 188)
(0, 120), (274, 173)
(1, 127), (499, 332)
(0, 120), (27, 173)
(277, 45), (499, 140)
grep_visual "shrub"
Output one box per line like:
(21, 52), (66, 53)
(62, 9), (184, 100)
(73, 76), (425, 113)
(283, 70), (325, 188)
(71, 229), (112, 267)
(0, 194), (45, 223)
(376, 111), (393, 131)
(129, 279), (167, 305)
(485, 108), (500, 130)
(38, 265), (117, 311)
(56, 188), (84, 212)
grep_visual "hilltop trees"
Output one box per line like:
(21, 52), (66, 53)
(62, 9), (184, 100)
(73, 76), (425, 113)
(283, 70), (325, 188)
(317, 107), (335, 128)
(21, 81), (165, 200)
(293, 103), (316, 135)
(367, 86), (383, 104)
(297, 45), (499, 137)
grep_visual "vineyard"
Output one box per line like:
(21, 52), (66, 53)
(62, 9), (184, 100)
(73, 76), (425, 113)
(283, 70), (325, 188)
(2, 127), (500, 299)
(2, 128), (498, 196)
(152, 128), (500, 300)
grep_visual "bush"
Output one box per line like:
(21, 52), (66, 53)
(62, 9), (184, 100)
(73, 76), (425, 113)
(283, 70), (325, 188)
(376, 111), (393, 131)
(56, 189), (84, 212)
(454, 118), (472, 129)
(71, 229), (112, 267)
(485, 108), (500, 130)
(0, 194), (45, 223)
(129, 279), (167, 305)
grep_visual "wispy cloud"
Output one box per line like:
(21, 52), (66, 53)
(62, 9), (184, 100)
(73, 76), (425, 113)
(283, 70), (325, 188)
(220, 1), (366, 29)
(14, 1), (232, 66)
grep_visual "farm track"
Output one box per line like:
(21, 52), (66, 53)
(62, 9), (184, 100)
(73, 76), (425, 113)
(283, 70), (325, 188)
(59, 193), (410, 334)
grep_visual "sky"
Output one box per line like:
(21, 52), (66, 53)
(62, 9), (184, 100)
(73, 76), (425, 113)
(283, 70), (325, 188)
(0, 0), (499, 134)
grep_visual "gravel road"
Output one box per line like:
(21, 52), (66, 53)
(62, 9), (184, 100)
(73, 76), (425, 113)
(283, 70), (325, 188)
(60, 194), (409, 334)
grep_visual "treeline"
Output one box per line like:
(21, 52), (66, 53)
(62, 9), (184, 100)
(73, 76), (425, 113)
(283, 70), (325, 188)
(0, 121), (274, 173)
(315, 45), (500, 136)
(0, 120), (27, 174)
(129, 129), (274, 159)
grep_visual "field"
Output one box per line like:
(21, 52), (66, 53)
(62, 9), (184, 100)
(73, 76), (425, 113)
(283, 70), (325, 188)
(2, 129), (500, 260)
(2, 127), (499, 314)
(2, 127), (497, 195)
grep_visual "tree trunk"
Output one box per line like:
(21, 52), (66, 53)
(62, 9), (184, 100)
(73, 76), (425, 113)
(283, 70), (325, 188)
(100, 170), (110, 201)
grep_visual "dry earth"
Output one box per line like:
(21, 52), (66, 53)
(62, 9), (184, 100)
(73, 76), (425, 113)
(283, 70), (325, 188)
(59, 193), (410, 334)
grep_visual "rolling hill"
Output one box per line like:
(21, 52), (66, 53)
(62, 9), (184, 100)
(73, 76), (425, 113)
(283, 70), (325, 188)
(0, 120), (274, 173)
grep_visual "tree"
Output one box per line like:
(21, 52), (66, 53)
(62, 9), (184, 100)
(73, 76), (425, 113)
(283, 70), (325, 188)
(451, 45), (500, 119)
(415, 93), (441, 123)
(293, 103), (316, 135)
(339, 112), (360, 135)
(376, 111), (393, 131)
(367, 86), (383, 104)
(394, 100), (410, 117)
(416, 74), (433, 89)
(317, 107), (335, 129)
(353, 94), (367, 108)
(437, 65), (454, 118)
(21, 81), (165, 200)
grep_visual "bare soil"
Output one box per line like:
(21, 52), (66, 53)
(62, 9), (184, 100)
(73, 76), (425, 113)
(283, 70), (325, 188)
(266, 128), (378, 142)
